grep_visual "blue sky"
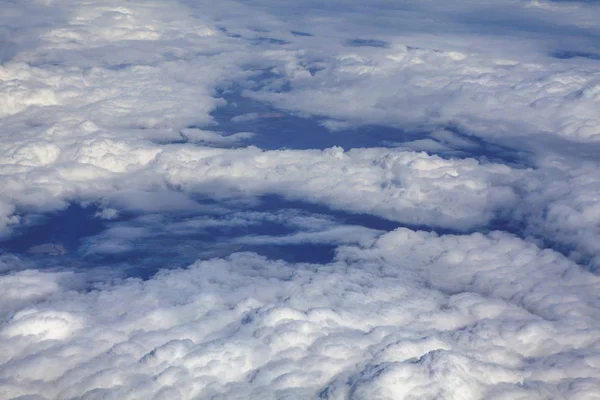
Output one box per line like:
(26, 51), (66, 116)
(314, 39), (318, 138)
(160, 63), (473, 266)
(1, 1), (600, 398)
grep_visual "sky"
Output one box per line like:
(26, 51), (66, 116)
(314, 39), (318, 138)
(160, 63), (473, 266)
(1, 0), (600, 399)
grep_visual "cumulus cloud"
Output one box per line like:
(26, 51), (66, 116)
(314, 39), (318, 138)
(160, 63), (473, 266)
(0, 0), (597, 262)
(1, 139), (524, 233)
(1, 0), (600, 399)
(1, 230), (600, 399)
(249, 41), (600, 143)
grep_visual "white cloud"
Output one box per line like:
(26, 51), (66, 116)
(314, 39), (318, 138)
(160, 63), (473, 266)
(233, 223), (382, 247)
(1, 140), (524, 234)
(1, 0), (600, 398)
(1, 230), (600, 399)
(249, 43), (600, 142)
(95, 207), (119, 220)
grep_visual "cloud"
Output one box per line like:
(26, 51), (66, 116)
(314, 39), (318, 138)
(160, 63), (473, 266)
(179, 128), (255, 145)
(0, 0), (598, 262)
(1, 0), (600, 399)
(248, 42), (600, 144)
(1, 230), (600, 399)
(1, 140), (523, 234)
(229, 0), (600, 148)
(233, 222), (382, 247)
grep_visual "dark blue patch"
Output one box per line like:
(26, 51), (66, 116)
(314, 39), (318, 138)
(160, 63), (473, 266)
(2, 204), (105, 253)
(215, 25), (241, 38)
(253, 37), (290, 46)
(106, 63), (133, 71)
(551, 51), (600, 60)
(346, 39), (389, 48)
(1, 195), (399, 278)
(210, 91), (531, 167)
(1, 190), (596, 279)
(212, 90), (418, 149)
(307, 66), (322, 76)
(291, 31), (313, 37)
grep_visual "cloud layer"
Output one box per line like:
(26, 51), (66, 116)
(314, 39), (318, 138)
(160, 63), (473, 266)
(2, 229), (600, 399)
(1, 0), (600, 399)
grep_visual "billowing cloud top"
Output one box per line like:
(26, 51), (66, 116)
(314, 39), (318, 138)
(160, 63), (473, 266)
(1, 0), (600, 399)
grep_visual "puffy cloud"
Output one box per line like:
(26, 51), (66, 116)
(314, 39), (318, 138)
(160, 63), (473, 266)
(249, 41), (600, 143)
(1, 0), (600, 399)
(0, 0), (597, 261)
(155, 145), (520, 230)
(0, 136), (524, 233)
(1, 230), (600, 399)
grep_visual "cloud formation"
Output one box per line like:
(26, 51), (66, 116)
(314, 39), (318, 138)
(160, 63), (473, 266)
(1, 0), (600, 399)
(2, 230), (600, 399)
